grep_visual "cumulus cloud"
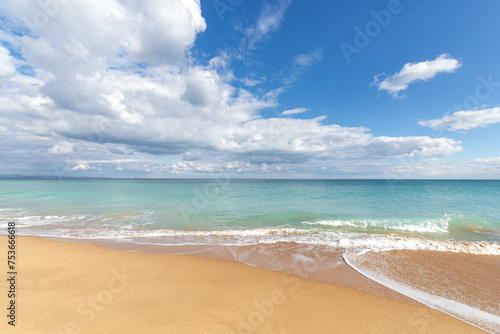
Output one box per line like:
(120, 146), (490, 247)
(372, 54), (462, 98)
(2, 0), (206, 65)
(281, 108), (309, 115)
(0, 0), (467, 178)
(0, 45), (16, 77)
(183, 149), (203, 161)
(217, 118), (462, 164)
(418, 107), (500, 131)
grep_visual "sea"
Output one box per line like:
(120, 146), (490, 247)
(1, 178), (499, 332)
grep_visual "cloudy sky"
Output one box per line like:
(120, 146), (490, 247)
(1, 0), (499, 178)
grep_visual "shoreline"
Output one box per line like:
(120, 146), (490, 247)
(346, 249), (500, 333)
(0, 236), (489, 333)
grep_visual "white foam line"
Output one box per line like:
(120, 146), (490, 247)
(6, 225), (500, 255)
(304, 217), (450, 233)
(343, 252), (500, 334)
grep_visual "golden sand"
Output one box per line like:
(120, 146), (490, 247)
(0, 237), (487, 333)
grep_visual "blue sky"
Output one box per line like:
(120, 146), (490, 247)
(1, 0), (500, 178)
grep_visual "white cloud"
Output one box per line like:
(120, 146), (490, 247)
(281, 108), (309, 115)
(384, 157), (500, 179)
(418, 107), (500, 131)
(241, 76), (263, 87)
(68, 152), (500, 179)
(0, 45), (16, 78)
(244, 0), (292, 49)
(48, 141), (74, 155)
(3, 0), (206, 66)
(183, 149), (203, 161)
(181, 67), (229, 107)
(124, 0), (206, 64)
(0, 0), (468, 178)
(218, 118), (463, 163)
(372, 54), (462, 98)
(293, 48), (323, 67)
(72, 164), (91, 171)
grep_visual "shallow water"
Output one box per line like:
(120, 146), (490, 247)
(1, 179), (499, 244)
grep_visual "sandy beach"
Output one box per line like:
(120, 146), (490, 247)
(0, 236), (487, 333)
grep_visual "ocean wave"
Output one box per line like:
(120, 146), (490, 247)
(302, 216), (452, 234)
(0, 211), (154, 227)
(6, 222), (500, 256)
(1, 210), (499, 256)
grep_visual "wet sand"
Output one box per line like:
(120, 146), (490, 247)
(0, 236), (488, 333)
(348, 249), (500, 333)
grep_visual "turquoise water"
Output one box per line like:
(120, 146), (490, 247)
(1, 179), (500, 253)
